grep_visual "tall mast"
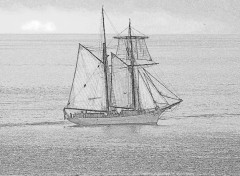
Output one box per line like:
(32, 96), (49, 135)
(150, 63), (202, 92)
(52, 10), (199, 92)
(102, 7), (110, 112)
(128, 19), (137, 109)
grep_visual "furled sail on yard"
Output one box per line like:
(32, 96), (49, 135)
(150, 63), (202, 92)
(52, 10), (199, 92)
(67, 44), (106, 111)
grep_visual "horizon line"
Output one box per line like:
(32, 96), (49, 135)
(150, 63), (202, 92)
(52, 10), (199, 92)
(0, 33), (239, 35)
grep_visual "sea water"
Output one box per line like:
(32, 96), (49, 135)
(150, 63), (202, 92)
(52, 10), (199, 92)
(0, 34), (240, 175)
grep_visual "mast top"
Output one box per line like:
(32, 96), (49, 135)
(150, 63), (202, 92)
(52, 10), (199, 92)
(114, 18), (149, 39)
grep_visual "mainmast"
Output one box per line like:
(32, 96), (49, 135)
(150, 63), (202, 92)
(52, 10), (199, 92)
(102, 7), (110, 112)
(128, 19), (137, 109)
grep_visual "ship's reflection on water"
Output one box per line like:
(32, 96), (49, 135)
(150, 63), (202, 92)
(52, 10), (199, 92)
(69, 123), (161, 136)
(67, 122), (175, 146)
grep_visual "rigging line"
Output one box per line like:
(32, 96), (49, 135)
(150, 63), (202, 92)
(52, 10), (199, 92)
(162, 100), (182, 111)
(139, 70), (156, 106)
(70, 55), (102, 104)
(85, 67), (101, 95)
(139, 38), (143, 53)
(149, 57), (180, 98)
(143, 39), (152, 61)
(135, 38), (139, 60)
(144, 70), (169, 104)
(68, 44), (81, 105)
(70, 78), (88, 106)
(84, 45), (100, 50)
(117, 27), (129, 36)
(111, 53), (128, 66)
(170, 103), (180, 112)
(79, 43), (103, 64)
(103, 9), (119, 34)
(116, 39), (120, 55)
(98, 10), (104, 56)
(111, 63), (159, 69)
(131, 27), (147, 36)
(143, 68), (181, 100)
(65, 107), (107, 112)
(70, 81), (90, 108)
(143, 71), (168, 104)
(98, 28), (103, 59)
(107, 27), (129, 48)
(143, 68), (178, 101)
(142, 70), (162, 104)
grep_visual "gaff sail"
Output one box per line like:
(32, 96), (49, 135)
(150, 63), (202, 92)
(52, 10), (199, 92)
(67, 44), (106, 111)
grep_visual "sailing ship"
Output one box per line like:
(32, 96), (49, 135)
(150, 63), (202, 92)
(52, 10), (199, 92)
(63, 8), (182, 126)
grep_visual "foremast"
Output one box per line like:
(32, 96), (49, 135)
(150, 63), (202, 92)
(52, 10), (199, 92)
(102, 7), (110, 112)
(64, 7), (111, 115)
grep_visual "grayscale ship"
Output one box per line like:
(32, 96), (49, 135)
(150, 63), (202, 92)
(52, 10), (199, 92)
(63, 8), (182, 126)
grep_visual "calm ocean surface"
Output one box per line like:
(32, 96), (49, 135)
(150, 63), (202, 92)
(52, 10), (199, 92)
(0, 34), (240, 175)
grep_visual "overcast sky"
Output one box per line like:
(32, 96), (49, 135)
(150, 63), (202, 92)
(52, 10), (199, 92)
(0, 0), (239, 34)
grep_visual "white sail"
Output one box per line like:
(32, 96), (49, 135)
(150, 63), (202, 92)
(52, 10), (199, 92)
(68, 45), (106, 111)
(111, 53), (132, 108)
(132, 38), (152, 60)
(115, 38), (152, 61)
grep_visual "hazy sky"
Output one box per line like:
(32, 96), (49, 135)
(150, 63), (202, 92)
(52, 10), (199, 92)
(0, 0), (240, 34)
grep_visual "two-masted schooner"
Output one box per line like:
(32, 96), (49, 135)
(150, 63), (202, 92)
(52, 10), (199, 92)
(63, 8), (182, 126)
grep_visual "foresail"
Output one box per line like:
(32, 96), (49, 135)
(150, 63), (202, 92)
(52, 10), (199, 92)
(138, 70), (155, 109)
(67, 44), (106, 111)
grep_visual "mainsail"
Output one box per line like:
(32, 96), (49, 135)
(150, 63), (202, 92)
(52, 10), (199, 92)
(67, 44), (106, 111)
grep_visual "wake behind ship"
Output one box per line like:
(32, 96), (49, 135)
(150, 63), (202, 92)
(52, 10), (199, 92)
(63, 8), (182, 126)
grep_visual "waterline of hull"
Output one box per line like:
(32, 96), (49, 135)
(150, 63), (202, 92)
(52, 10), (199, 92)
(67, 113), (161, 126)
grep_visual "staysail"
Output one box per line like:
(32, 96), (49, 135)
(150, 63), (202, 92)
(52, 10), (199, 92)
(138, 69), (156, 109)
(111, 53), (132, 108)
(67, 44), (106, 111)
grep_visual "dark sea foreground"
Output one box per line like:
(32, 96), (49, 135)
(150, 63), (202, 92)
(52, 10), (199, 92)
(0, 34), (240, 175)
